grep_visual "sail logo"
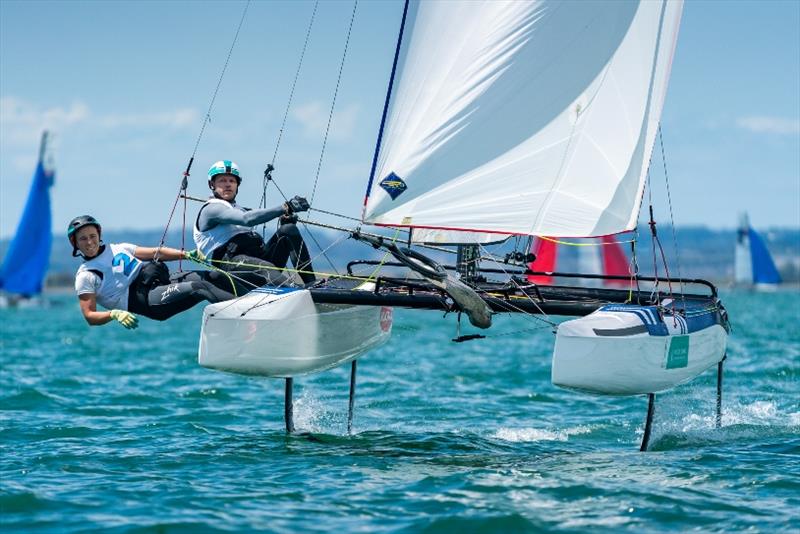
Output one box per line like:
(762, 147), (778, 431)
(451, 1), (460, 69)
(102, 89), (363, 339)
(665, 335), (689, 369)
(379, 172), (407, 200)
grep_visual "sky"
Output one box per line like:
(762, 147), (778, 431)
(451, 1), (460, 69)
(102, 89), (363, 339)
(1, 0), (798, 240)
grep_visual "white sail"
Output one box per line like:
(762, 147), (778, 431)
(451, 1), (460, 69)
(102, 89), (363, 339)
(363, 0), (683, 239)
(734, 213), (752, 284)
(411, 228), (508, 245)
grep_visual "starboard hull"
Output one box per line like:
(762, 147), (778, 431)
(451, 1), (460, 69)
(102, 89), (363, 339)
(199, 287), (393, 377)
(552, 303), (728, 396)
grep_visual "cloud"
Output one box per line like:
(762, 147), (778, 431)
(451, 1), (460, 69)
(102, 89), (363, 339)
(0, 96), (199, 147)
(95, 108), (198, 129)
(736, 115), (800, 135)
(0, 97), (89, 145)
(292, 101), (359, 141)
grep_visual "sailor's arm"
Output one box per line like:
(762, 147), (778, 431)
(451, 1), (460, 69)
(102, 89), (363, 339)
(133, 246), (189, 261)
(78, 294), (139, 329)
(77, 293), (115, 326)
(200, 202), (287, 230)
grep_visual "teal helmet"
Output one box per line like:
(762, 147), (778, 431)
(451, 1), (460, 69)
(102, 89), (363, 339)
(67, 215), (101, 256)
(208, 160), (241, 186)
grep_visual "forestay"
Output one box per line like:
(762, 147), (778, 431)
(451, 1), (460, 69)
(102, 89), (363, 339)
(363, 0), (683, 240)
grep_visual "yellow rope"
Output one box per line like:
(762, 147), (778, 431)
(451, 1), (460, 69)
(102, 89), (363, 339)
(537, 235), (635, 247)
(187, 257), (240, 297)
(195, 228), (402, 288)
(362, 228), (402, 284)
(533, 235), (639, 301)
(202, 257), (370, 283)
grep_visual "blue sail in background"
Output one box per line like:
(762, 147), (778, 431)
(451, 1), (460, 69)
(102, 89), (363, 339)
(748, 227), (782, 285)
(734, 213), (782, 288)
(0, 133), (55, 296)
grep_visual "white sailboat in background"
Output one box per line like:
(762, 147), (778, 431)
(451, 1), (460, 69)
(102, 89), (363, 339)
(193, 0), (729, 448)
(735, 213), (782, 290)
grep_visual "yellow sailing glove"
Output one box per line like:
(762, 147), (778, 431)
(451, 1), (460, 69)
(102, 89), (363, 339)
(184, 249), (206, 264)
(110, 309), (138, 330)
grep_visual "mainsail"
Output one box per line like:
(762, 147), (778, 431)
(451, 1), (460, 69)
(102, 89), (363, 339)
(363, 0), (683, 240)
(0, 132), (55, 297)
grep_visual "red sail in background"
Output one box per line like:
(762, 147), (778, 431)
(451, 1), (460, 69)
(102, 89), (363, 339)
(601, 236), (629, 286)
(528, 237), (558, 285)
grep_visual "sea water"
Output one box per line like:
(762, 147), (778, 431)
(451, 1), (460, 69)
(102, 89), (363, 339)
(1, 290), (797, 532)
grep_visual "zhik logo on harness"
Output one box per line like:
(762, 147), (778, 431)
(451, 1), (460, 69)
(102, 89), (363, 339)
(379, 172), (407, 200)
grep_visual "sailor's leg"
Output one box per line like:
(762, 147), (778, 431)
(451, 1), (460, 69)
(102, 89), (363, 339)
(139, 280), (234, 321)
(284, 377), (295, 433)
(173, 269), (245, 297)
(170, 272), (236, 302)
(265, 223), (316, 284)
(347, 360), (357, 435)
(226, 253), (293, 287)
(640, 393), (656, 452)
(716, 353), (726, 429)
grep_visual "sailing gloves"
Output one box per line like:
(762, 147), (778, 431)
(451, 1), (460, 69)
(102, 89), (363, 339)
(110, 309), (139, 330)
(286, 196), (310, 214)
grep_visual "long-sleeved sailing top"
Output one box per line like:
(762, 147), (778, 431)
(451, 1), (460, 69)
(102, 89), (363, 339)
(192, 198), (284, 258)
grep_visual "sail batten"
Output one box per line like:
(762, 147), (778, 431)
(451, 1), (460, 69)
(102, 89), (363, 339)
(363, 0), (683, 241)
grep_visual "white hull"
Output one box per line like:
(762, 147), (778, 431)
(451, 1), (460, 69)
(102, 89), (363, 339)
(199, 288), (393, 377)
(552, 307), (727, 396)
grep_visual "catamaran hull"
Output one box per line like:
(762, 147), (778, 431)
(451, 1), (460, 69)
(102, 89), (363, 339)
(552, 305), (728, 396)
(199, 288), (392, 377)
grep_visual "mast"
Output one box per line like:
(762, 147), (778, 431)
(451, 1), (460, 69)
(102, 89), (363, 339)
(362, 0), (410, 216)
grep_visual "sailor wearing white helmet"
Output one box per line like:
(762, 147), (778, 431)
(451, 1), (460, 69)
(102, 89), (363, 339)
(193, 160), (316, 289)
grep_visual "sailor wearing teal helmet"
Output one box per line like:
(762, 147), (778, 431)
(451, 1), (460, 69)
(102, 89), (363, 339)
(69, 215), (234, 329)
(193, 160), (316, 288)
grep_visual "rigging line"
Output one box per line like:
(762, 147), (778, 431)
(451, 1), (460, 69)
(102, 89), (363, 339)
(190, 256), (264, 290)
(309, 0), (358, 206)
(155, 1), (250, 260)
(484, 292), (557, 328)
(309, 206), (362, 223)
(205, 257), (368, 283)
(240, 230), (360, 314)
(271, 1), (318, 167)
(658, 124), (686, 310)
(482, 325), (555, 339)
(257, 171), (342, 275)
(646, 169), (659, 300)
(179, 193), (187, 271)
(189, 258), (245, 298)
(300, 219), (341, 275)
(478, 244), (557, 327)
(644, 172), (676, 309)
(190, 0), (251, 160)
(259, 1), (319, 211)
(155, 182), (187, 261)
(180, 258), (267, 318)
(362, 229), (401, 283)
(537, 235), (636, 247)
(246, 226), (396, 316)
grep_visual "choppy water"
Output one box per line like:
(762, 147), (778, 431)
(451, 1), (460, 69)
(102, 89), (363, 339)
(1, 290), (798, 532)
